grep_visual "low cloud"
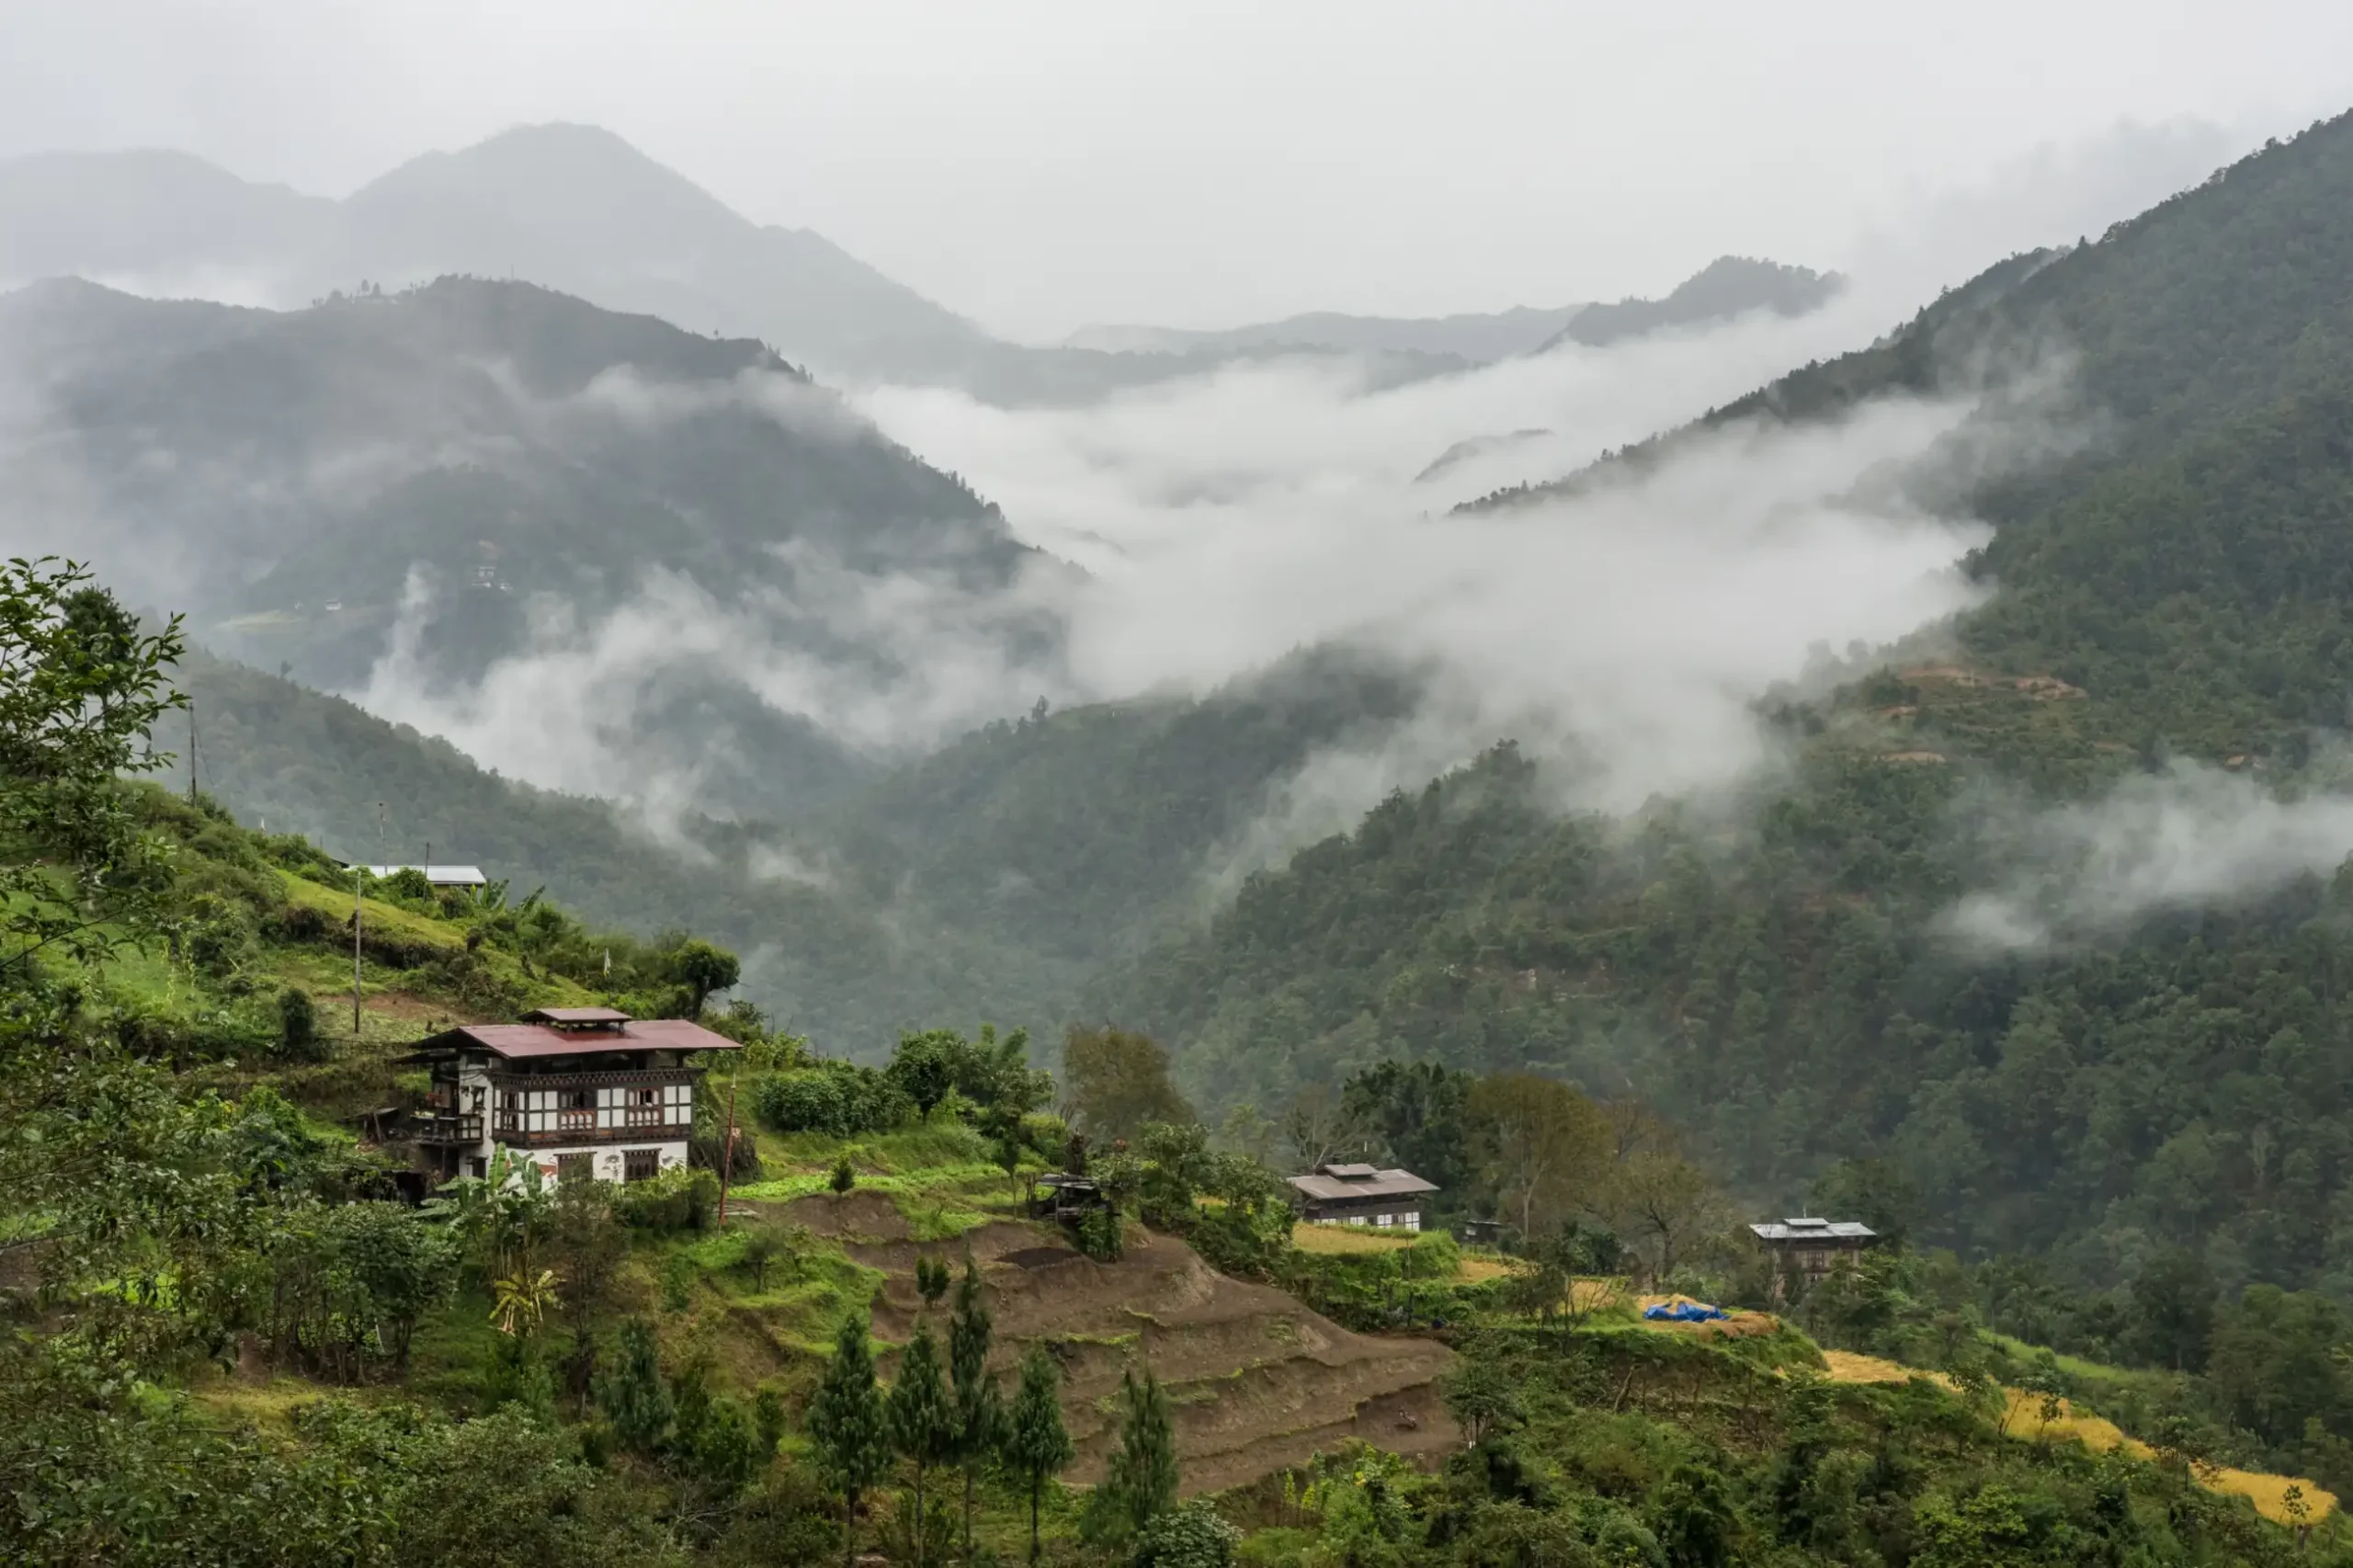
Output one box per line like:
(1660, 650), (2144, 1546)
(862, 322), (1998, 823)
(1946, 761), (2353, 953)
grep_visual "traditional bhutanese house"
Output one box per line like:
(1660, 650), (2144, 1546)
(399, 1007), (739, 1186)
(1286, 1163), (1439, 1231)
(1749, 1216), (1877, 1292)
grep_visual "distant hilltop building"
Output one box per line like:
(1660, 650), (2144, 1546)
(1750, 1216), (1878, 1297)
(341, 862), (490, 889)
(1287, 1162), (1438, 1232)
(399, 1006), (740, 1185)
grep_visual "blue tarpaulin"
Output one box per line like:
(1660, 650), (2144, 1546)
(1643, 1301), (1729, 1323)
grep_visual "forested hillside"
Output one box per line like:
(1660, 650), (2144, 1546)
(4, 273), (1029, 677)
(1097, 108), (2353, 1299)
(13, 557), (2345, 1566)
(152, 646), (1081, 1049)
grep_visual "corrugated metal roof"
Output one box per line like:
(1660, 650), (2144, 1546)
(351, 864), (489, 886)
(406, 1017), (743, 1062)
(524, 1006), (632, 1024)
(1286, 1167), (1439, 1201)
(1749, 1219), (1876, 1243)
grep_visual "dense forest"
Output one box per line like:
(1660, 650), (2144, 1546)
(1088, 107), (2353, 1300)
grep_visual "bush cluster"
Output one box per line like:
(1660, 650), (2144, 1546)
(610, 1166), (721, 1233)
(753, 1062), (912, 1137)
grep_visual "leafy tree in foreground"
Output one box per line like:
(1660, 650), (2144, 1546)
(1004, 1344), (1074, 1564)
(1440, 1343), (1524, 1445)
(1062, 1026), (1194, 1142)
(1467, 1072), (1610, 1244)
(1132, 1498), (1243, 1568)
(888, 1324), (957, 1568)
(665, 936), (741, 1018)
(809, 1309), (891, 1568)
(0, 560), (186, 981)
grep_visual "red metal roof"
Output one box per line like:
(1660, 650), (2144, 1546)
(411, 1017), (743, 1062)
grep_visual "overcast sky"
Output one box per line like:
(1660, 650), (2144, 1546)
(6, 1), (2353, 337)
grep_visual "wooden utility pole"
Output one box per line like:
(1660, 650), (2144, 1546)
(716, 1075), (741, 1230)
(352, 863), (364, 1035)
(186, 702), (197, 805)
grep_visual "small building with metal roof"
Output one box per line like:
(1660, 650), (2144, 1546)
(1285, 1162), (1439, 1231)
(347, 863), (490, 888)
(1749, 1216), (1878, 1294)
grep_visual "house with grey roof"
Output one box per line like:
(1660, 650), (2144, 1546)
(1749, 1216), (1877, 1295)
(1286, 1162), (1439, 1232)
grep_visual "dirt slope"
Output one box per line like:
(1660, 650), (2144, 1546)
(787, 1198), (1460, 1494)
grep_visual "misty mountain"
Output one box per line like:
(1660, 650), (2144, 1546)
(1063, 255), (1845, 365)
(1092, 107), (2353, 1278)
(1, 273), (1051, 812)
(1064, 303), (1587, 362)
(1539, 256), (1845, 349)
(0, 125), (1469, 403)
(1413, 428), (1553, 483)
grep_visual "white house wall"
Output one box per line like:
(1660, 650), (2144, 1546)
(510, 1141), (689, 1185)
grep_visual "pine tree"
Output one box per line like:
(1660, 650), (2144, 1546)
(949, 1259), (1005, 1560)
(809, 1309), (892, 1568)
(1090, 1368), (1178, 1543)
(888, 1324), (958, 1568)
(1004, 1344), (1074, 1564)
(594, 1316), (672, 1455)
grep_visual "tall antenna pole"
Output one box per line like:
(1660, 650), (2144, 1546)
(187, 701), (198, 806)
(352, 862), (364, 1036)
(716, 1074), (740, 1231)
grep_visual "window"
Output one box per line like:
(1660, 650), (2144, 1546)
(623, 1148), (661, 1183)
(557, 1085), (596, 1132)
(556, 1153), (593, 1185)
(467, 1155), (488, 1179)
(1375, 1212), (1393, 1228)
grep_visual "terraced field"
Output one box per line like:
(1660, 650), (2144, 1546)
(779, 1190), (1460, 1494)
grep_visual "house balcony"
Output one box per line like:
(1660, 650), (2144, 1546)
(413, 1111), (483, 1145)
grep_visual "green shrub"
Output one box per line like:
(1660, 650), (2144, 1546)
(1077, 1205), (1124, 1262)
(277, 986), (324, 1062)
(611, 1167), (720, 1233)
(753, 1062), (911, 1136)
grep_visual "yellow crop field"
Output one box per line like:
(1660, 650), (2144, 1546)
(1290, 1222), (1421, 1255)
(2000, 1390), (2336, 1525)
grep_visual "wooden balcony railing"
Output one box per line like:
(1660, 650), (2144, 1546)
(414, 1112), (483, 1145)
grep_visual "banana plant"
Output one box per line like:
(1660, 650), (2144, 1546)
(490, 1267), (562, 1337)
